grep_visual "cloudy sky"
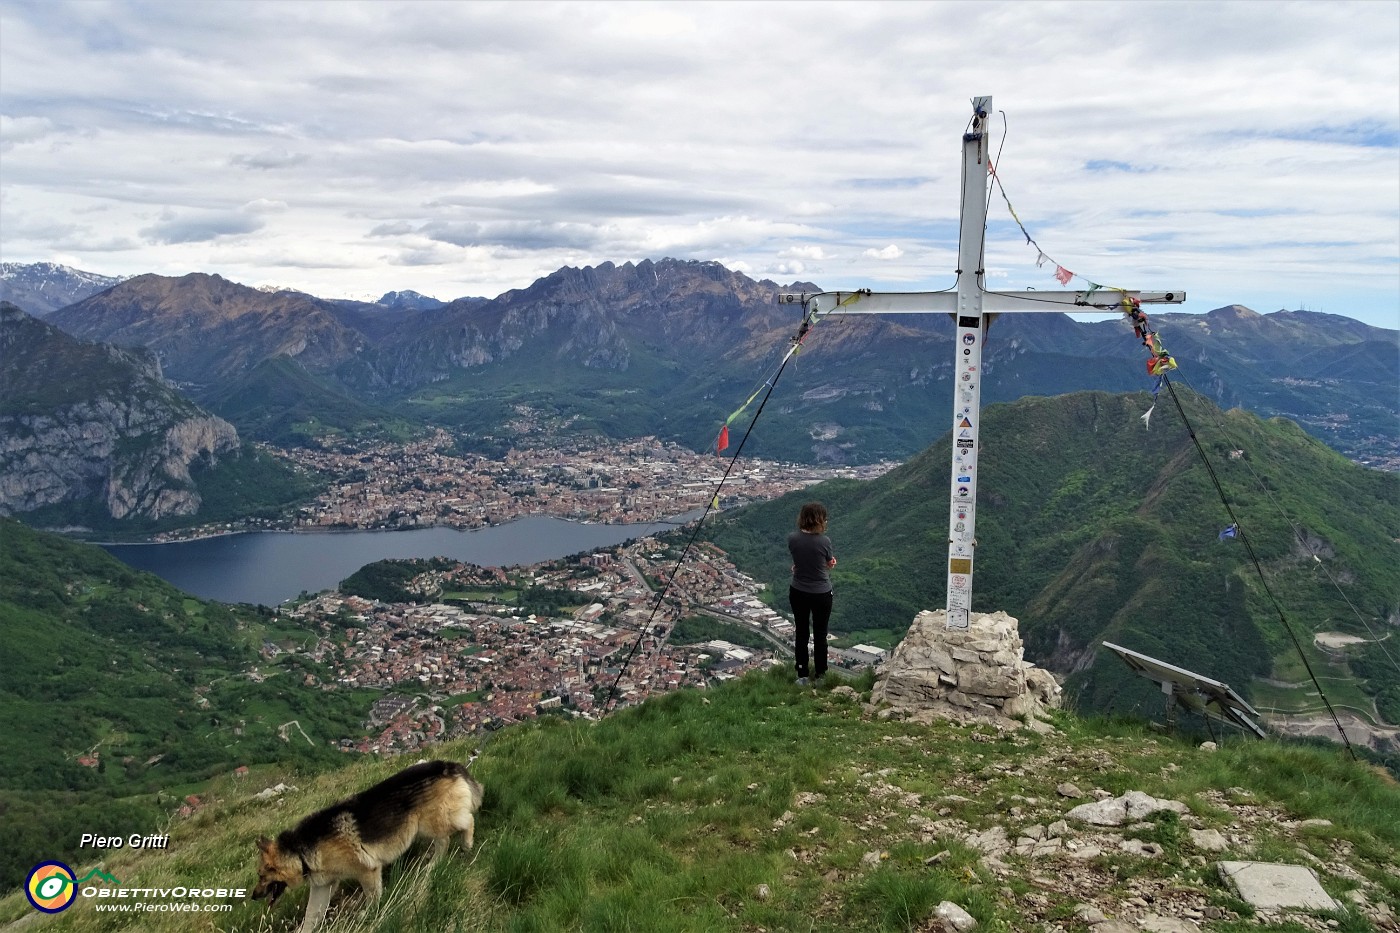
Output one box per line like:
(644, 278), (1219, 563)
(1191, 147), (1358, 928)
(1, 1), (1396, 327)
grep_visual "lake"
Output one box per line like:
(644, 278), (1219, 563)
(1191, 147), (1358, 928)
(102, 515), (691, 606)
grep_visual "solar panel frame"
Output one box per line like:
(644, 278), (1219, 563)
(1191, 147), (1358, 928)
(1102, 641), (1267, 738)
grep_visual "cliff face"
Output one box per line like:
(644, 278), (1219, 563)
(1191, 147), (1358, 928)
(0, 303), (239, 522)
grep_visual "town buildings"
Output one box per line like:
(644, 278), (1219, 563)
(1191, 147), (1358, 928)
(279, 534), (880, 756)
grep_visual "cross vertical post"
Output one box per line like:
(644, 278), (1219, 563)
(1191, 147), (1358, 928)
(946, 96), (994, 630)
(780, 95), (1185, 629)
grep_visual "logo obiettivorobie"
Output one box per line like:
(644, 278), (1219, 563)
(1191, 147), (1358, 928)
(25, 862), (121, 913)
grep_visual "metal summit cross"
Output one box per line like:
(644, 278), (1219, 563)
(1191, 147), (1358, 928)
(781, 96), (1185, 629)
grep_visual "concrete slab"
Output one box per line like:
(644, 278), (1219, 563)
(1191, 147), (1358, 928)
(1216, 861), (1340, 911)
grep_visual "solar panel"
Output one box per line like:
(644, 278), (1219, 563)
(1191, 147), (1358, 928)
(1102, 641), (1267, 739)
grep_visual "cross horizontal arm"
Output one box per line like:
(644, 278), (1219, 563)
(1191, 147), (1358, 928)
(979, 289), (1186, 312)
(795, 288), (1185, 316)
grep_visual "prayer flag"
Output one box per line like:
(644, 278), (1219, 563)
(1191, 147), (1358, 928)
(1218, 523), (1238, 541)
(1147, 353), (1177, 376)
(716, 425), (729, 453)
(1054, 265), (1073, 285)
(1140, 406), (1154, 430)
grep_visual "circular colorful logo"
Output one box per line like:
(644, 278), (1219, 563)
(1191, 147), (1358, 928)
(26, 861), (77, 913)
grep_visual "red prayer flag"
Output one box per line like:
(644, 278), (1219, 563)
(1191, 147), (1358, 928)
(716, 424), (729, 453)
(1054, 265), (1073, 285)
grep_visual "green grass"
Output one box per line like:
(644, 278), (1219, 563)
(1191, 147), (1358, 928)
(1255, 638), (1382, 722)
(3, 667), (1396, 932)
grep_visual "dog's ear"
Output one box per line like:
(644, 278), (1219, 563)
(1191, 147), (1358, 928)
(256, 836), (274, 853)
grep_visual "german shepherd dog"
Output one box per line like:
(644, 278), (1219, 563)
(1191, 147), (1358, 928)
(253, 759), (482, 933)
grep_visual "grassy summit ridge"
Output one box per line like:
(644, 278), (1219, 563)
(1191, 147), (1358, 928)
(2, 669), (1397, 931)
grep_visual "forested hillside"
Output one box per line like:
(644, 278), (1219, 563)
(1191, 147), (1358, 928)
(0, 520), (376, 890)
(704, 390), (1400, 723)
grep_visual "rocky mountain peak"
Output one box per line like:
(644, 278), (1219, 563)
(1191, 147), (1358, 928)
(1205, 304), (1261, 321)
(0, 261), (125, 317)
(47, 272), (369, 385)
(377, 289), (447, 311)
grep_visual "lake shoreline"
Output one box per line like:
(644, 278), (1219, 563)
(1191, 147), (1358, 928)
(100, 512), (704, 607)
(85, 510), (704, 547)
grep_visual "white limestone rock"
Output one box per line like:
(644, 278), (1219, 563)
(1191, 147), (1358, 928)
(1066, 790), (1189, 827)
(871, 610), (1062, 727)
(1188, 828), (1229, 852)
(934, 900), (977, 932)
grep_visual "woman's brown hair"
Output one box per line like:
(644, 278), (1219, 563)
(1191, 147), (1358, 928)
(798, 501), (828, 534)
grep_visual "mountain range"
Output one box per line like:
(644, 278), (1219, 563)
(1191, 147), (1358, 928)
(2, 258), (1395, 530)
(14, 259), (1396, 469)
(0, 261), (125, 316)
(1, 253), (1397, 916)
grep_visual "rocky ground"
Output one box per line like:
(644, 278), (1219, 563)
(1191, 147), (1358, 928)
(822, 694), (1399, 932)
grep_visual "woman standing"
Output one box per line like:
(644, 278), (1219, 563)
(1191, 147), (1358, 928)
(788, 501), (836, 684)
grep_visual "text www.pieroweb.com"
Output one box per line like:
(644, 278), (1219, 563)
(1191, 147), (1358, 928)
(80, 886), (246, 913)
(94, 901), (233, 913)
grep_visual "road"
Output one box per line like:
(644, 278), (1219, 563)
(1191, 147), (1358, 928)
(627, 556), (862, 680)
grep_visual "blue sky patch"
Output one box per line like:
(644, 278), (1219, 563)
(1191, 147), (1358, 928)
(1264, 122), (1400, 149)
(1084, 160), (1154, 174)
(843, 176), (934, 190)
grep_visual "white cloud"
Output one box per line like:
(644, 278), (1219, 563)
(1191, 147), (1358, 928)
(140, 210), (265, 245)
(0, 113), (56, 148)
(0, 1), (1394, 326)
(231, 149), (310, 171)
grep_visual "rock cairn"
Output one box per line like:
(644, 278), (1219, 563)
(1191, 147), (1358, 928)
(870, 610), (1061, 729)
